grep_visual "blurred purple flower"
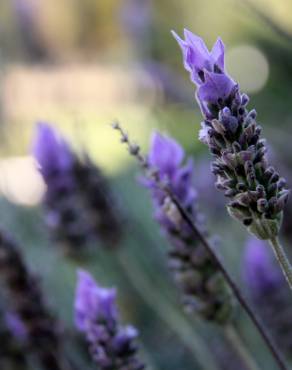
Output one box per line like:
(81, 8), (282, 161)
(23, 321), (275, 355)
(243, 238), (282, 295)
(33, 123), (74, 181)
(75, 270), (144, 370)
(75, 270), (118, 332)
(242, 237), (292, 354)
(33, 123), (123, 252)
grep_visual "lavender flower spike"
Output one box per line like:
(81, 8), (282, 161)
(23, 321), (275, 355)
(75, 270), (144, 370)
(173, 30), (292, 289)
(33, 122), (123, 253)
(0, 229), (63, 370)
(143, 132), (234, 323)
(243, 238), (292, 356)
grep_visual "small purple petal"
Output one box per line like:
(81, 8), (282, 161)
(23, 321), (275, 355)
(211, 37), (225, 70)
(197, 71), (235, 104)
(32, 122), (73, 180)
(149, 132), (184, 177)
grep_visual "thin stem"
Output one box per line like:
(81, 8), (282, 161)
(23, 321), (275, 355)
(269, 237), (292, 290)
(112, 123), (288, 370)
(224, 325), (261, 370)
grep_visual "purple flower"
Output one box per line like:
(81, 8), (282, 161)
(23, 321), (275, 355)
(147, 132), (196, 215)
(75, 270), (118, 332)
(33, 123), (123, 252)
(33, 122), (74, 181)
(172, 29), (235, 111)
(141, 132), (233, 323)
(173, 30), (289, 241)
(243, 238), (282, 295)
(172, 30), (225, 84)
(74, 270), (144, 370)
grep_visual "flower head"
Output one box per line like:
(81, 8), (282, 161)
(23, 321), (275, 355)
(148, 132), (196, 209)
(33, 122), (73, 181)
(173, 30), (289, 240)
(172, 30), (225, 84)
(75, 270), (118, 332)
(173, 29), (235, 117)
(33, 123), (123, 252)
(74, 270), (143, 370)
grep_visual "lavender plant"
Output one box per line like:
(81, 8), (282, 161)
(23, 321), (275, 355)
(33, 123), (123, 254)
(142, 132), (233, 323)
(243, 237), (292, 357)
(172, 29), (292, 288)
(0, 229), (64, 370)
(113, 122), (288, 370)
(74, 269), (145, 370)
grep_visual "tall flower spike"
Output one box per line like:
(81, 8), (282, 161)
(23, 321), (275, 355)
(243, 238), (292, 356)
(173, 29), (292, 288)
(0, 229), (64, 370)
(75, 270), (145, 370)
(33, 123), (123, 254)
(143, 132), (234, 323)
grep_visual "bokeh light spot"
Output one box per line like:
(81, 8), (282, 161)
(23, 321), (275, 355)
(0, 156), (45, 206)
(226, 45), (269, 94)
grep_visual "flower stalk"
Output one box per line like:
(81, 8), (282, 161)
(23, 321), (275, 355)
(268, 237), (292, 289)
(112, 122), (288, 370)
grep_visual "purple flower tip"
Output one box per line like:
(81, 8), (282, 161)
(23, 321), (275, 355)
(32, 122), (74, 180)
(149, 131), (184, 177)
(145, 131), (196, 227)
(172, 29), (226, 85)
(75, 270), (118, 332)
(172, 29), (235, 111)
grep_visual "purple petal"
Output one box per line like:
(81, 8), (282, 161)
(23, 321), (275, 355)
(32, 122), (73, 179)
(197, 71), (235, 104)
(149, 132), (184, 177)
(75, 270), (118, 331)
(211, 37), (225, 70)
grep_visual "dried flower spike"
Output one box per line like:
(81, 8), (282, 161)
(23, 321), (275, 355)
(33, 122), (123, 254)
(0, 229), (64, 370)
(173, 29), (292, 289)
(75, 270), (145, 370)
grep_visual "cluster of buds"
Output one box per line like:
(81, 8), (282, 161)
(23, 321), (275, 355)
(75, 270), (145, 370)
(142, 132), (234, 323)
(243, 238), (292, 357)
(173, 29), (289, 240)
(33, 123), (123, 254)
(0, 229), (64, 370)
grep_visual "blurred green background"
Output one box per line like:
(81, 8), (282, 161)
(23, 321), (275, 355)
(1, 1), (292, 369)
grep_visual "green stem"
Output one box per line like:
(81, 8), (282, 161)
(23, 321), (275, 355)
(269, 237), (292, 290)
(224, 326), (261, 370)
(116, 251), (220, 370)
